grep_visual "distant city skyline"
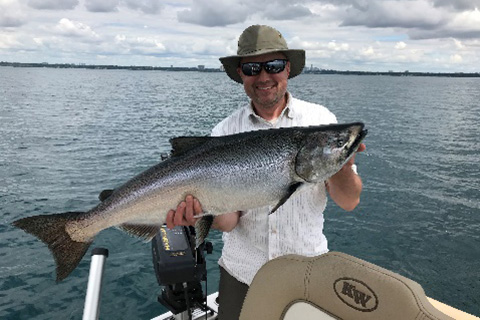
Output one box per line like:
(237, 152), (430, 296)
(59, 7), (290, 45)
(3, 61), (479, 78)
(1, 0), (480, 73)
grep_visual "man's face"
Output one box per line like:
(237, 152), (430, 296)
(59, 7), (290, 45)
(237, 52), (291, 112)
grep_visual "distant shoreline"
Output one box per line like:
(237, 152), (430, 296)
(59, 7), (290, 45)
(0, 61), (222, 73)
(1, 61), (479, 78)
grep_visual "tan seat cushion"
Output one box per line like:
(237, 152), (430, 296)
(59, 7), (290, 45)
(240, 252), (454, 320)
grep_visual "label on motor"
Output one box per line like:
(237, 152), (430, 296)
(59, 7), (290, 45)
(160, 226), (188, 253)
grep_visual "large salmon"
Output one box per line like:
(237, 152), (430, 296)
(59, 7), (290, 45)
(13, 122), (367, 281)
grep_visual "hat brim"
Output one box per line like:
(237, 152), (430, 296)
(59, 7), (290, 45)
(220, 49), (305, 84)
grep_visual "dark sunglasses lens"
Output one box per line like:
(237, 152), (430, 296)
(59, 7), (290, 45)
(264, 60), (286, 73)
(242, 63), (261, 76)
(241, 60), (287, 76)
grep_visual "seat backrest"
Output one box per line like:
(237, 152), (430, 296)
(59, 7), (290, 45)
(239, 252), (454, 320)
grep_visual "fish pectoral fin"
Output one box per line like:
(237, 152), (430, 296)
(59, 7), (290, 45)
(117, 224), (161, 242)
(98, 189), (114, 201)
(169, 136), (212, 157)
(193, 212), (207, 219)
(194, 215), (214, 249)
(270, 182), (304, 214)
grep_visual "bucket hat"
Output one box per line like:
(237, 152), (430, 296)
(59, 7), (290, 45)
(219, 25), (305, 84)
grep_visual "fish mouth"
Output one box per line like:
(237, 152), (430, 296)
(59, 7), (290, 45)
(346, 128), (368, 159)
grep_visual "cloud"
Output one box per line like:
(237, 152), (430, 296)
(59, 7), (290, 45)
(450, 53), (463, 62)
(408, 11), (480, 38)
(84, 0), (163, 14)
(322, 0), (480, 42)
(123, 0), (164, 14)
(445, 8), (480, 36)
(408, 8), (480, 40)
(114, 34), (166, 55)
(453, 39), (465, 49)
(0, 34), (22, 49)
(177, 0), (249, 27)
(409, 29), (480, 40)
(0, 1), (27, 27)
(54, 18), (100, 41)
(288, 36), (351, 63)
(27, 0), (79, 10)
(327, 41), (349, 51)
(340, 1), (447, 29)
(395, 41), (407, 49)
(85, 0), (120, 12)
(289, 36), (349, 51)
(262, 4), (313, 20)
(0, 15), (24, 28)
(361, 45), (375, 57)
(432, 0), (480, 11)
(312, 0), (480, 13)
(177, 0), (312, 27)
(1, 0), (480, 71)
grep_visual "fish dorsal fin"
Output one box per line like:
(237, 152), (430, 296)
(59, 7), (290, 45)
(270, 182), (304, 214)
(117, 224), (161, 242)
(98, 189), (115, 201)
(169, 136), (212, 157)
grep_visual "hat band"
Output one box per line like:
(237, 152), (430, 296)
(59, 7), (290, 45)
(238, 41), (288, 56)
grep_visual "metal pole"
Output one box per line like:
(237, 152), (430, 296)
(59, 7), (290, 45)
(83, 248), (109, 320)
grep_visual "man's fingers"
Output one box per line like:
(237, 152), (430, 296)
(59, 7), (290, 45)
(193, 198), (203, 215)
(185, 195), (195, 223)
(345, 143), (366, 167)
(174, 201), (186, 226)
(357, 143), (366, 153)
(167, 196), (202, 228)
(166, 209), (175, 229)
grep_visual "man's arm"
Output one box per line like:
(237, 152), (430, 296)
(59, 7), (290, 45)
(326, 143), (366, 211)
(212, 211), (241, 232)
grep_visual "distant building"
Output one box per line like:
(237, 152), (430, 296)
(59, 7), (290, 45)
(198, 65), (205, 70)
(303, 65), (320, 73)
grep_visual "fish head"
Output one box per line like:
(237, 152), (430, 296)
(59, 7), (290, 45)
(295, 123), (367, 183)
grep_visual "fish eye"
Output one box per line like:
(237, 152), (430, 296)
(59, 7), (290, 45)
(336, 139), (346, 148)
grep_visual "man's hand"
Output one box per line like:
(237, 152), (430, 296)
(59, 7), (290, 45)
(346, 143), (366, 167)
(326, 143), (366, 211)
(166, 195), (203, 229)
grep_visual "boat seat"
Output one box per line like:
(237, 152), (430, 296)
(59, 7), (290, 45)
(239, 252), (454, 320)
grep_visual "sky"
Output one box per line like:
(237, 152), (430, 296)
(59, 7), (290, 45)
(1, 0), (480, 72)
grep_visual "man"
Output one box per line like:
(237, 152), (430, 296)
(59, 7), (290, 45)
(166, 25), (365, 319)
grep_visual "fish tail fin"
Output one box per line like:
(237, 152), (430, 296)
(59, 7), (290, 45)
(12, 212), (92, 282)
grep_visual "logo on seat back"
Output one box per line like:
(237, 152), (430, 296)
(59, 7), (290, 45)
(334, 278), (378, 312)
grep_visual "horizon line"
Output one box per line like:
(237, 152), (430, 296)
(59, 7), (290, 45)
(1, 61), (479, 77)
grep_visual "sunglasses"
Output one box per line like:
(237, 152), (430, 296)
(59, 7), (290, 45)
(240, 59), (288, 76)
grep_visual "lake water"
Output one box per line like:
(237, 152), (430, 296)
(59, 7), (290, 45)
(1, 67), (479, 319)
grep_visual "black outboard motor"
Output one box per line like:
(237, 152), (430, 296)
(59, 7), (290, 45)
(151, 225), (213, 317)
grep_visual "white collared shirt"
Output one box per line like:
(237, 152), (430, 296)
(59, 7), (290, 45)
(211, 93), (337, 285)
